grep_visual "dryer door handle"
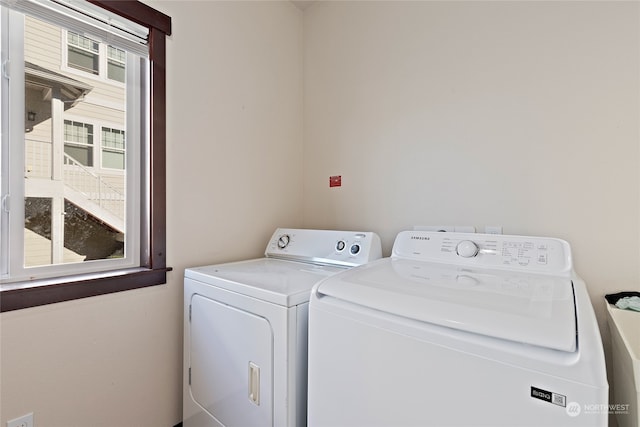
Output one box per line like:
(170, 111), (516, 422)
(249, 362), (260, 406)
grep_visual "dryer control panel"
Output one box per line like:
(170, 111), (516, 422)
(266, 228), (382, 267)
(392, 231), (571, 275)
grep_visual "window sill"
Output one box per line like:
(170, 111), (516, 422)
(0, 267), (172, 312)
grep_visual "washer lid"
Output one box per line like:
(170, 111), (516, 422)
(315, 258), (577, 352)
(186, 258), (344, 307)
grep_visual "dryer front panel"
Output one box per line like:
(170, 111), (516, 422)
(190, 294), (273, 427)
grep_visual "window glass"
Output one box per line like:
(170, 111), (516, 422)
(64, 120), (94, 167)
(107, 45), (125, 82)
(24, 197), (53, 267)
(102, 127), (125, 169)
(2, 9), (143, 280)
(67, 32), (99, 74)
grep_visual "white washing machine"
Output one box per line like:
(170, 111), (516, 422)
(183, 228), (382, 427)
(307, 230), (608, 427)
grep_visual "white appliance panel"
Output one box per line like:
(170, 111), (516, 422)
(190, 294), (273, 427)
(186, 259), (342, 307)
(308, 299), (606, 427)
(315, 257), (576, 351)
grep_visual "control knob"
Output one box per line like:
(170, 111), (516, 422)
(456, 240), (479, 258)
(277, 234), (290, 249)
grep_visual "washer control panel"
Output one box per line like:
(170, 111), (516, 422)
(392, 231), (571, 275)
(266, 228), (382, 267)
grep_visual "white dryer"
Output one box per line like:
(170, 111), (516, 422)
(307, 231), (608, 427)
(183, 228), (382, 427)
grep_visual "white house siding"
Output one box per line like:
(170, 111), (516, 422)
(24, 16), (61, 69)
(68, 102), (124, 127)
(83, 85), (126, 109)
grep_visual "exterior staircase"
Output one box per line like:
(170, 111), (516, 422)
(24, 139), (126, 262)
(62, 153), (124, 233)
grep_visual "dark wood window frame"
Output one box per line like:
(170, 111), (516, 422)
(0, 1), (172, 312)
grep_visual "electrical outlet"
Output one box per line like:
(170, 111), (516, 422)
(7, 413), (33, 427)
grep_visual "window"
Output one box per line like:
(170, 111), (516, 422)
(0, 1), (172, 312)
(67, 32), (126, 83)
(67, 32), (99, 75)
(8, 12), (139, 275)
(64, 120), (94, 167)
(107, 45), (125, 83)
(102, 127), (125, 170)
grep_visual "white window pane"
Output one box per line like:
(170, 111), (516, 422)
(108, 59), (125, 82)
(107, 46), (126, 82)
(64, 121), (94, 166)
(68, 32), (99, 53)
(102, 127), (125, 149)
(64, 144), (93, 167)
(1, 9), (143, 280)
(68, 48), (99, 74)
(107, 45), (125, 62)
(67, 33), (99, 74)
(102, 149), (124, 169)
(101, 127), (125, 169)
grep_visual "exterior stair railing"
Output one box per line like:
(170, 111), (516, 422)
(25, 138), (125, 223)
(62, 153), (125, 221)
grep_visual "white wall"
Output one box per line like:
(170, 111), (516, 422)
(163, 0), (304, 266)
(0, 2), (303, 426)
(302, 1), (640, 349)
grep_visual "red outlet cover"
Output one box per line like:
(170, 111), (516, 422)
(329, 175), (342, 187)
